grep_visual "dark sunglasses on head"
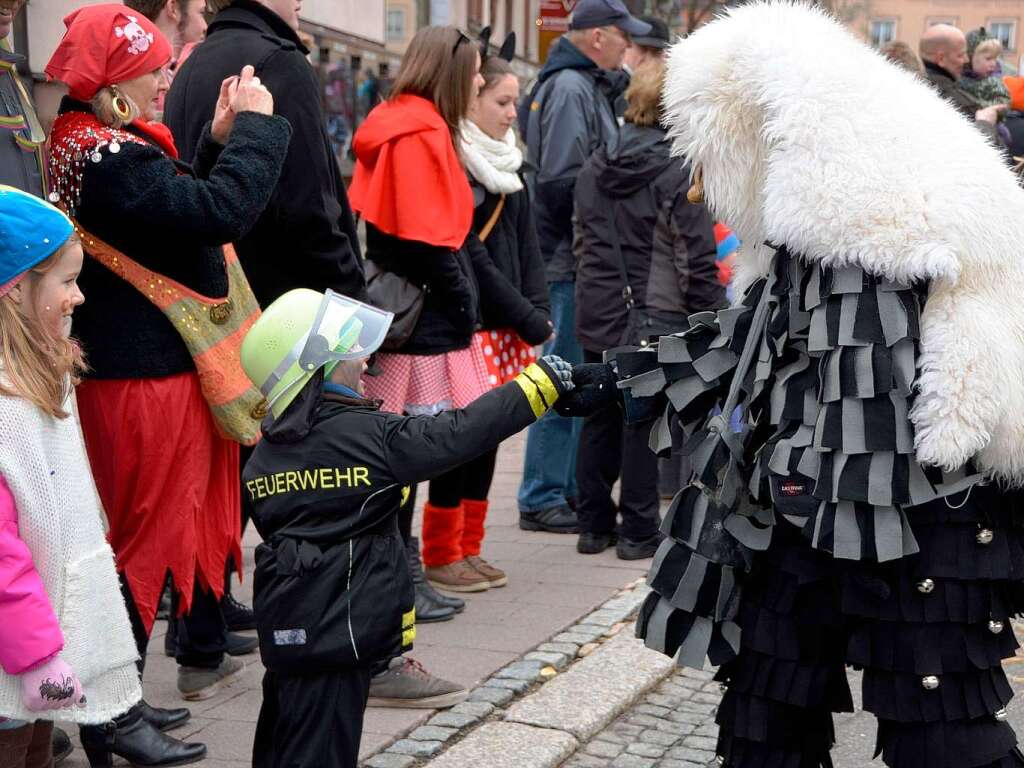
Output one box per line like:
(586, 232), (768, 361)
(452, 29), (472, 55)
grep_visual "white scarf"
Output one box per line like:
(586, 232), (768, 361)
(460, 119), (523, 195)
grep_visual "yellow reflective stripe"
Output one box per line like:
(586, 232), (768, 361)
(523, 363), (559, 407)
(402, 608), (416, 629)
(514, 375), (546, 419)
(402, 626), (417, 646)
(402, 607), (416, 646)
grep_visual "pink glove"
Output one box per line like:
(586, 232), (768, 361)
(19, 656), (85, 712)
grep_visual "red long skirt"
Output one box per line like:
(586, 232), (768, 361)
(77, 371), (241, 634)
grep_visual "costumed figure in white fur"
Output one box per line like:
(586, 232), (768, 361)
(604, 3), (1024, 766)
(0, 187), (140, 764)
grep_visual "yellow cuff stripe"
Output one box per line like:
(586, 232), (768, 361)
(402, 608), (416, 629)
(515, 376), (546, 419)
(523, 363), (560, 407)
(402, 626), (417, 647)
(402, 608), (417, 647)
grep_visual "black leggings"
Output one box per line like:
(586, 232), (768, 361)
(397, 449), (498, 542)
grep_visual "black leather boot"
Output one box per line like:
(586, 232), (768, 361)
(137, 699), (191, 732)
(52, 726), (73, 764)
(407, 536), (463, 621)
(80, 705), (206, 767)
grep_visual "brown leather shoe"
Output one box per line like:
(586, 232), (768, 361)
(426, 559), (491, 592)
(465, 555), (508, 588)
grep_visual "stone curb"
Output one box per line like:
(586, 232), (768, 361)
(362, 578), (674, 768)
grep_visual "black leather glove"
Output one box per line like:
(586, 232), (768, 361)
(554, 363), (622, 418)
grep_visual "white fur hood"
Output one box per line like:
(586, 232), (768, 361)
(662, 1), (1024, 485)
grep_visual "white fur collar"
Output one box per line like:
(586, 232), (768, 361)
(460, 120), (523, 194)
(663, 1), (1024, 485)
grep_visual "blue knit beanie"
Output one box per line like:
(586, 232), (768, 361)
(0, 186), (74, 296)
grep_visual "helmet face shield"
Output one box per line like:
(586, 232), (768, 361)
(258, 290), (393, 416)
(298, 290), (393, 371)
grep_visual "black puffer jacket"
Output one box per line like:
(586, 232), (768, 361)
(471, 183), (551, 344)
(165, 0), (365, 306)
(62, 101), (290, 378)
(573, 124), (723, 352)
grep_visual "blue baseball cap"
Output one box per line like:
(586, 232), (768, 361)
(570, 0), (652, 37)
(0, 186), (74, 296)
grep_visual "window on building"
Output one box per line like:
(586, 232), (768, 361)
(386, 8), (406, 41)
(351, 55), (362, 74)
(988, 19), (1017, 52)
(869, 18), (897, 47)
(318, 46), (331, 64)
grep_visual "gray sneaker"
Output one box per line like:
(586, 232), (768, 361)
(178, 656), (245, 701)
(367, 658), (468, 709)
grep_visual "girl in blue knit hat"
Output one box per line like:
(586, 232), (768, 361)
(0, 186), (142, 767)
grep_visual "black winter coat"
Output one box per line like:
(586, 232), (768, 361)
(66, 102), (290, 379)
(164, 0), (366, 307)
(244, 364), (558, 672)
(573, 124), (723, 352)
(471, 182), (551, 344)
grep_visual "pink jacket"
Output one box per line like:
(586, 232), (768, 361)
(0, 475), (63, 674)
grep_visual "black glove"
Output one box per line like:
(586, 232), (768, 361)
(535, 354), (574, 396)
(554, 363), (622, 418)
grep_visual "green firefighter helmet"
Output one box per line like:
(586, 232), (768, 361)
(241, 289), (394, 419)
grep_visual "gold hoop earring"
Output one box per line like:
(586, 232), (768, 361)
(111, 90), (132, 122)
(687, 166), (705, 204)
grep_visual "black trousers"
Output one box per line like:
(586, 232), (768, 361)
(118, 574), (223, 674)
(575, 349), (660, 540)
(253, 667), (372, 768)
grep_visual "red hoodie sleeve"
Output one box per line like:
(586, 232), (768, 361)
(0, 475), (64, 674)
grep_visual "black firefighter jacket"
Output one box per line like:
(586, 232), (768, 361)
(243, 364), (563, 674)
(164, 0), (366, 307)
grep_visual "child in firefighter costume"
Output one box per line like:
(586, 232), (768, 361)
(614, 3), (1024, 767)
(238, 289), (579, 767)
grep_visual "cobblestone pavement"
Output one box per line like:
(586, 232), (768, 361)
(561, 667), (723, 768)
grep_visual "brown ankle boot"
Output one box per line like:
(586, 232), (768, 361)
(425, 558), (491, 592)
(465, 555), (508, 588)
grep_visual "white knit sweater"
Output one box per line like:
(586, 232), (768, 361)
(0, 387), (140, 723)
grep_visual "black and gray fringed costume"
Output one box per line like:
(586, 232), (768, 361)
(622, 246), (1024, 768)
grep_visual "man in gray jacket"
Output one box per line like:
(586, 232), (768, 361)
(516, 0), (649, 533)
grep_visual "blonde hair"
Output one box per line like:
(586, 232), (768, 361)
(975, 37), (1003, 58)
(881, 41), (923, 73)
(624, 59), (666, 127)
(90, 87), (141, 129)
(0, 239), (86, 419)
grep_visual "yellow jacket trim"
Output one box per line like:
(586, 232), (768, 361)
(514, 374), (547, 419)
(522, 363), (560, 407)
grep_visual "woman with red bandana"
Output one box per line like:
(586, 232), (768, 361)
(44, 6), (290, 765)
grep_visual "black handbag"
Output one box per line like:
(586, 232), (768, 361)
(364, 259), (425, 351)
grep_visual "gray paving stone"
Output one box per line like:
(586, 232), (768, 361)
(627, 713), (661, 728)
(677, 700), (716, 715)
(694, 723), (718, 738)
(691, 692), (723, 706)
(609, 754), (656, 768)
(450, 701), (495, 718)
(505, 631), (674, 740)
(639, 729), (679, 747)
(407, 725), (458, 743)
(646, 693), (683, 708)
(524, 650), (571, 669)
(633, 703), (671, 717)
(667, 710), (709, 725)
(426, 722), (578, 768)
(683, 735), (718, 752)
(584, 739), (625, 758)
(485, 676), (532, 693)
(495, 660), (544, 681)
(570, 623), (613, 641)
(652, 718), (695, 737)
(538, 641), (580, 657)
(679, 668), (714, 681)
(427, 711), (479, 729)
(659, 761), (704, 768)
(554, 631), (602, 645)
(666, 745), (717, 763)
(467, 686), (514, 706)
(387, 739), (444, 757)
(583, 609), (624, 627)
(565, 755), (609, 768)
(363, 754), (416, 768)
(625, 742), (665, 758)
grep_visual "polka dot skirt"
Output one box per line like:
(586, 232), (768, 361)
(473, 328), (537, 387)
